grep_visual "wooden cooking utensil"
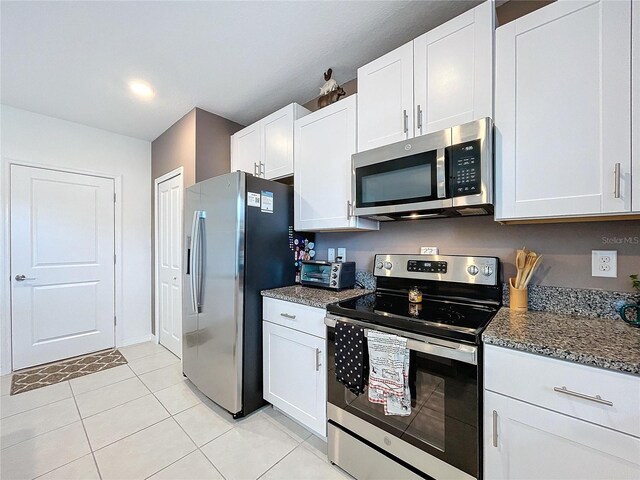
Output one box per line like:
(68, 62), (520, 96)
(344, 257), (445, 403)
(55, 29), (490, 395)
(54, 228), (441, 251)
(521, 255), (543, 288)
(515, 248), (527, 288)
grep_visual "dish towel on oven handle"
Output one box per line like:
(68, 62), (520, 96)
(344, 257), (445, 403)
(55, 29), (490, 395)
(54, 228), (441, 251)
(367, 330), (411, 416)
(335, 321), (367, 395)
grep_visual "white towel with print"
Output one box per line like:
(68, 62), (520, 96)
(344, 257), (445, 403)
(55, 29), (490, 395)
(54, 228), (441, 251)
(367, 330), (411, 416)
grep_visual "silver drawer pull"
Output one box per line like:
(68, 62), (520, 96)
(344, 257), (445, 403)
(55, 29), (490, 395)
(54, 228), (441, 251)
(315, 348), (322, 371)
(280, 313), (296, 320)
(553, 386), (613, 406)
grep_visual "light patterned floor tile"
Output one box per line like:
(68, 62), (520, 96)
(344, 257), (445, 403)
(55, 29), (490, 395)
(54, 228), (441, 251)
(69, 364), (135, 395)
(1, 397), (79, 449)
(0, 422), (90, 480)
(174, 403), (234, 446)
(201, 414), (299, 480)
(138, 362), (185, 392)
(0, 381), (72, 418)
(149, 450), (223, 480)
(119, 341), (167, 362)
(263, 406), (313, 443)
(94, 418), (196, 480)
(36, 454), (100, 480)
(127, 350), (180, 375)
(75, 376), (149, 418)
(302, 434), (329, 462)
(260, 444), (352, 480)
(83, 394), (169, 450)
(154, 381), (200, 415)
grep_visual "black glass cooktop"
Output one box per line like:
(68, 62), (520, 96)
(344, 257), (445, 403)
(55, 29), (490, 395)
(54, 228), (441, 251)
(326, 292), (499, 344)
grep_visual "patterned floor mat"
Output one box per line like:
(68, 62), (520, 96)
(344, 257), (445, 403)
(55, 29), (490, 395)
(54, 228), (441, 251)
(10, 349), (127, 395)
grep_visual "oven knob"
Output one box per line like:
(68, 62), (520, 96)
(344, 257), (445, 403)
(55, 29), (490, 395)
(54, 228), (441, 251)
(482, 265), (494, 276)
(376, 262), (384, 269)
(384, 262), (393, 270)
(467, 265), (479, 276)
(331, 273), (337, 279)
(332, 267), (338, 272)
(331, 280), (337, 286)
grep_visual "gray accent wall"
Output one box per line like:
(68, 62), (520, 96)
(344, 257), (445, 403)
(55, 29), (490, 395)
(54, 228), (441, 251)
(195, 108), (243, 182)
(315, 216), (640, 293)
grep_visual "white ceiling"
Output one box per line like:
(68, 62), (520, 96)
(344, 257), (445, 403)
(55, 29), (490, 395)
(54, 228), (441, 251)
(1, 1), (480, 141)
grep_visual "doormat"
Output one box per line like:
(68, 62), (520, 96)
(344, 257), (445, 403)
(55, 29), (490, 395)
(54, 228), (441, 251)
(10, 349), (127, 395)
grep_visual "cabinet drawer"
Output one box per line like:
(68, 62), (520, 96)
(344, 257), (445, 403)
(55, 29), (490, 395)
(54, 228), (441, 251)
(484, 345), (640, 437)
(263, 297), (326, 338)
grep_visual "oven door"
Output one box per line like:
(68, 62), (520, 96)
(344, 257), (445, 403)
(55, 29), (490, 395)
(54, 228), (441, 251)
(326, 315), (480, 480)
(352, 129), (452, 218)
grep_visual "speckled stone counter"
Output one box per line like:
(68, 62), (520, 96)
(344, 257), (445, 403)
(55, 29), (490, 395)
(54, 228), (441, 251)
(261, 285), (372, 309)
(483, 308), (640, 375)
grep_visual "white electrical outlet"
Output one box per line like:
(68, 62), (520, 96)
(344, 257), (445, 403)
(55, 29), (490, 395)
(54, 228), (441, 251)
(420, 246), (439, 255)
(592, 250), (617, 278)
(327, 248), (336, 262)
(337, 248), (347, 262)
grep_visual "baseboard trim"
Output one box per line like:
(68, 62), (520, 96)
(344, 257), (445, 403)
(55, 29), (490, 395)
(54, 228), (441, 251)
(118, 334), (156, 348)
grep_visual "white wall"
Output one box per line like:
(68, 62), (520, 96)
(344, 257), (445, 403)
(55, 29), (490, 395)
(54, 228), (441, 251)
(0, 105), (152, 374)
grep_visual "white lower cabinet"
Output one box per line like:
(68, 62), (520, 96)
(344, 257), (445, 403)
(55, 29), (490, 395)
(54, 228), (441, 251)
(484, 345), (640, 479)
(262, 298), (327, 437)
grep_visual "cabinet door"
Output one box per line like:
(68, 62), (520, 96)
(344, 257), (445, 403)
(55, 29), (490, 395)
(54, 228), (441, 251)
(357, 41), (414, 152)
(633, 3), (639, 213)
(495, 0), (632, 220)
(231, 124), (261, 176)
(263, 321), (326, 437)
(484, 391), (640, 480)
(263, 105), (295, 180)
(294, 95), (378, 231)
(414, 0), (493, 136)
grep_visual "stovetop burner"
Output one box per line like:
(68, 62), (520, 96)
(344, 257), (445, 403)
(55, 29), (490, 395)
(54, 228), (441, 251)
(326, 254), (502, 345)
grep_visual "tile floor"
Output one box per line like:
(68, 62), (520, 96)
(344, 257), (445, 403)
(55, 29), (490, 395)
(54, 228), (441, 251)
(0, 342), (351, 480)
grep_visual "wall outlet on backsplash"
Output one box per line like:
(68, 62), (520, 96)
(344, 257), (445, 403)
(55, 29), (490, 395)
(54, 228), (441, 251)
(327, 248), (336, 262)
(420, 246), (439, 255)
(338, 248), (347, 261)
(592, 250), (617, 278)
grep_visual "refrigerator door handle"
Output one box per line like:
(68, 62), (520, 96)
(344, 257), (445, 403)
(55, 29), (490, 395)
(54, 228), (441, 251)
(196, 211), (206, 309)
(190, 210), (205, 313)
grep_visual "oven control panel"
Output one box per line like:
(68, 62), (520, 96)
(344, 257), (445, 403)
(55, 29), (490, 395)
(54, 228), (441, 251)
(407, 260), (447, 274)
(450, 139), (482, 197)
(374, 254), (499, 286)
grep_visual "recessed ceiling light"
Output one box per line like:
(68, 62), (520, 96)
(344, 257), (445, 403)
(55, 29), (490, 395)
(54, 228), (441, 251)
(129, 80), (154, 99)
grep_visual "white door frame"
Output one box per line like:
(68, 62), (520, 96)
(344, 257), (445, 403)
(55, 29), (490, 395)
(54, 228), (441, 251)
(153, 167), (184, 353)
(1, 159), (123, 375)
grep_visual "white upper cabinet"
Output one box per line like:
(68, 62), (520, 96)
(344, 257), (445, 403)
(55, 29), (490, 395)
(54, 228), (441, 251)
(231, 103), (310, 180)
(633, 4), (639, 213)
(357, 1), (493, 153)
(357, 42), (414, 152)
(294, 95), (378, 232)
(495, 0), (632, 220)
(413, 0), (493, 136)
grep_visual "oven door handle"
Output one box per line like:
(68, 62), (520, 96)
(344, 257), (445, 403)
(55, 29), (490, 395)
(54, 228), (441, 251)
(324, 315), (477, 365)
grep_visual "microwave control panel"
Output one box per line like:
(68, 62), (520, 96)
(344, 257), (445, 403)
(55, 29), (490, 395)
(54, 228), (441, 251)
(407, 260), (447, 274)
(450, 139), (482, 197)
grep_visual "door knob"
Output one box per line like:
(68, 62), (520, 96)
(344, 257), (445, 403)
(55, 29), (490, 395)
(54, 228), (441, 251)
(15, 274), (36, 281)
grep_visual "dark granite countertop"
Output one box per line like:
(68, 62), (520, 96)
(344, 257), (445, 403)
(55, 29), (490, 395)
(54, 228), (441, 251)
(483, 307), (640, 376)
(261, 285), (372, 309)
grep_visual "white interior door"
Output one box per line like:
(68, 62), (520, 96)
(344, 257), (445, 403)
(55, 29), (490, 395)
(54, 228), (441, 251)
(156, 173), (183, 358)
(11, 165), (115, 370)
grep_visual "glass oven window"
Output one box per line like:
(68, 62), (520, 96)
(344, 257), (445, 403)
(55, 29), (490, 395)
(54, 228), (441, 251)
(327, 326), (479, 478)
(355, 150), (440, 208)
(301, 264), (330, 283)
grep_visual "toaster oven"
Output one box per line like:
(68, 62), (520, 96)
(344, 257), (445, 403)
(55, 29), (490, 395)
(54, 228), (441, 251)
(300, 261), (356, 290)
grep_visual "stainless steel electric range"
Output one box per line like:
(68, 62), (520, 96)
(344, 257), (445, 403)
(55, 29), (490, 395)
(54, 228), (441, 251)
(324, 254), (502, 480)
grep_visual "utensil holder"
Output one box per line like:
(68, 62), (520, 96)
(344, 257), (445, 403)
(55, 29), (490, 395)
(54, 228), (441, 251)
(509, 278), (528, 311)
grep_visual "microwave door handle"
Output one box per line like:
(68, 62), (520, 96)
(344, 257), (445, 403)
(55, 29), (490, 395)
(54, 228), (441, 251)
(436, 148), (447, 199)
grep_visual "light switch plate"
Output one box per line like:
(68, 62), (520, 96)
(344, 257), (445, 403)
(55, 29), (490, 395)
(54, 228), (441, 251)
(337, 248), (347, 262)
(420, 246), (439, 255)
(591, 250), (617, 278)
(327, 248), (336, 262)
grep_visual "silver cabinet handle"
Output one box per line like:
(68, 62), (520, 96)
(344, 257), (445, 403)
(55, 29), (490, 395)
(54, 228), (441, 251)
(614, 163), (621, 199)
(346, 200), (352, 218)
(553, 386), (613, 406)
(416, 104), (423, 133)
(254, 162), (259, 177)
(280, 313), (296, 320)
(259, 162), (265, 177)
(403, 109), (408, 134)
(315, 348), (322, 371)
(15, 274), (36, 282)
(492, 410), (498, 447)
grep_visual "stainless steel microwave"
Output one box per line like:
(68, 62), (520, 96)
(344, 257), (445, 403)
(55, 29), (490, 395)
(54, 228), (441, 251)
(352, 118), (493, 221)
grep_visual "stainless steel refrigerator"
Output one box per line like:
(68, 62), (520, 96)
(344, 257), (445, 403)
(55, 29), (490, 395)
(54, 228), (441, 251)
(182, 171), (294, 418)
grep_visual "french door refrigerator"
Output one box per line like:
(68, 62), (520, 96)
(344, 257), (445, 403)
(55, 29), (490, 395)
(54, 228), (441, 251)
(183, 171), (294, 418)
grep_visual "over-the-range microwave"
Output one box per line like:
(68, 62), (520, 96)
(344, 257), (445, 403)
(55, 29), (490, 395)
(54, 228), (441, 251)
(352, 117), (493, 221)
